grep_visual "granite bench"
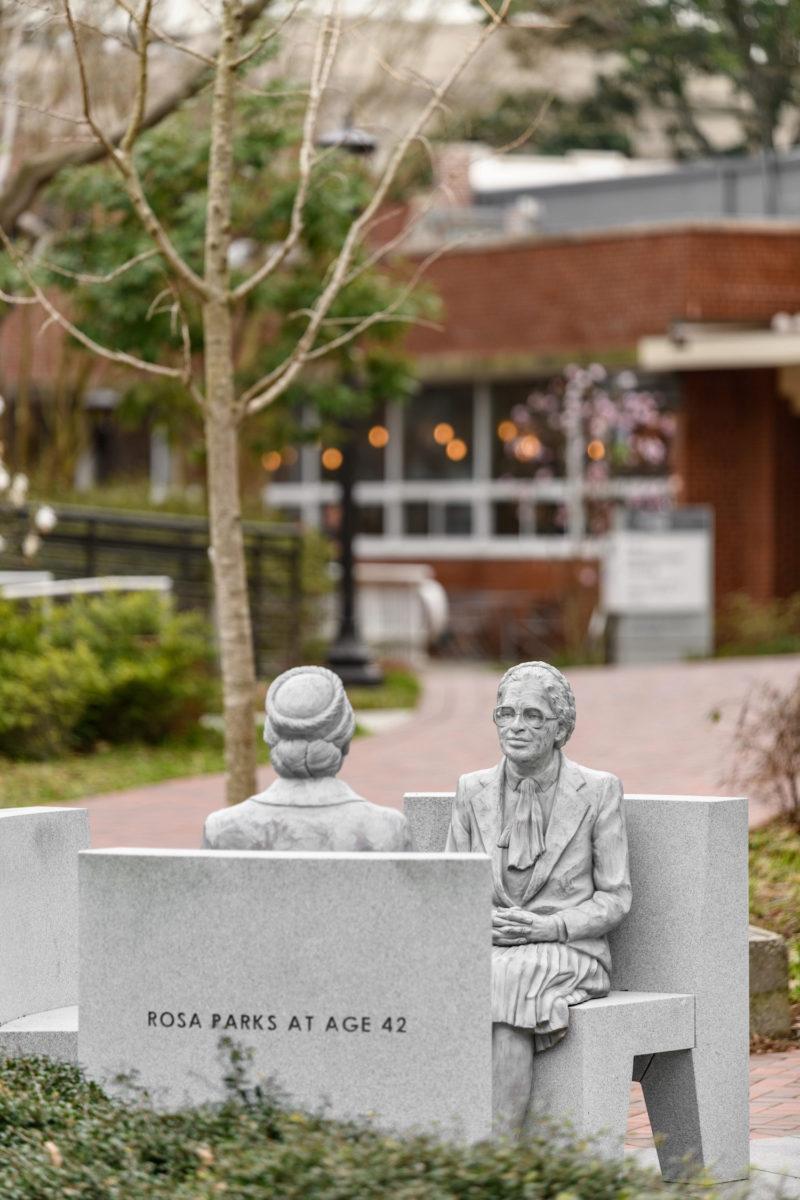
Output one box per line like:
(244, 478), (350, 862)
(404, 791), (750, 1184)
(0, 807), (88, 1063)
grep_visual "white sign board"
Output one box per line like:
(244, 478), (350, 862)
(79, 850), (493, 1140)
(603, 530), (711, 614)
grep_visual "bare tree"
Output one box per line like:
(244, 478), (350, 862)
(0, 0), (511, 803)
(733, 679), (800, 831)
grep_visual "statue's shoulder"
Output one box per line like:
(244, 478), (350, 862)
(565, 757), (622, 800)
(456, 765), (498, 798)
(203, 798), (260, 847)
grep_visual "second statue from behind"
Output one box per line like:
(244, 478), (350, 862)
(203, 665), (411, 852)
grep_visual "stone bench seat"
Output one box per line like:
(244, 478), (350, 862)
(0, 1005), (78, 1064)
(530, 991), (695, 1155)
(404, 790), (749, 1184)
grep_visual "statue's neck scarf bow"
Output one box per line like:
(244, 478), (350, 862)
(497, 753), (561, 871)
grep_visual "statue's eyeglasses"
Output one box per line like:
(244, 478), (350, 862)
(493, 706), (557, 730)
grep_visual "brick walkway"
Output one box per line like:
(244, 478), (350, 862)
(75, 654), (800, 1143)
(626, 1051), (800, 1147)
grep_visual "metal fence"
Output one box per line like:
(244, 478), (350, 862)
(0, 504), (307, 676)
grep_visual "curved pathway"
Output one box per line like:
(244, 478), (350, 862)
(78, 654), (800, 848)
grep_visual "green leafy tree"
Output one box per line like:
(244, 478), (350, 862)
(471, 0), (800, 158)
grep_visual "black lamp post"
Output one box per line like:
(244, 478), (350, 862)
(317, 118), (383, 686)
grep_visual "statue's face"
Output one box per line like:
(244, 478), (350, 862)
(494, 677), (561, 768)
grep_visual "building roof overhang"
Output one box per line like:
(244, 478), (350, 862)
(639, 324), (800, 372)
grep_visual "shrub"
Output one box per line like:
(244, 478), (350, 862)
(0, 593), (217, 760)
(717, 592), (800, 657)
(733, 676), (800, 830)
(0, 1055), (700, 1199)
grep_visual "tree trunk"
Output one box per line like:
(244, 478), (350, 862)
(203, 0), (257, 805)
(204, 299), (258, 805)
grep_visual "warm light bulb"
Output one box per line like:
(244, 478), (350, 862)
(514, 434), (541, 462)
(587, 439), (606, 461)
(446, 438), (468, 462)
(368, 424), (390, 448)
(433, 422), (455, 445)
(497, 420), (518, 442)
(321, 447), (343, 471)
(261, 451), (282, 472)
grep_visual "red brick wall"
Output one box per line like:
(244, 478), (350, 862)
(406, 226), (800, 363)
(678, 368), (800, 603)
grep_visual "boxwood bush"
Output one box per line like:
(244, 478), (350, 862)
(0, 593), (217, 760)
(0, 1055), (709, 1200)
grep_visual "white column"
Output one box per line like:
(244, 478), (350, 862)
(385, 400), (404, 537)
(472, 381), (492, 537)
(149, 425), (172, 504)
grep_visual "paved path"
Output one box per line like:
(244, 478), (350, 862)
(626, 1050), (800, 1147)
(80, 654), (800, 848)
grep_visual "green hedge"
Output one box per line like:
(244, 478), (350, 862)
(0, 593), (217, 760)
(0, 1055), (704, 1199)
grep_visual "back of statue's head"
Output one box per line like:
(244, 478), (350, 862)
(264, 666), (356, 779)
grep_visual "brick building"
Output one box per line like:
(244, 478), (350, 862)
(267, 220), (800, 640)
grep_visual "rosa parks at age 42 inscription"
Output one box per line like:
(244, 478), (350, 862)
(146, 1011), (408, 1033)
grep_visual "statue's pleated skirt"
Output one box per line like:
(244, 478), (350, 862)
(492, 942), (610, 1052)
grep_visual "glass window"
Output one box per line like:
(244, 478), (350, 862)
(404, 503), (429, 535)
(492, 381), (565, 481)
(319, 405), (389, 484)
(444, 503), (472, 535)
(492, 500), (566, 536)
(403, 385), (473, 480)
(493, 501), (519, 536)
(356, 505), (384, 535)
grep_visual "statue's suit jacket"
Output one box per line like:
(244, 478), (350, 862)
(445, 755), (632, 973)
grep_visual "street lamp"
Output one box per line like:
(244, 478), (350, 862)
(317, 117), (383, 686)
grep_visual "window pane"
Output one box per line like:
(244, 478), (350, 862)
(404, 502), (429, 534)
(444, 503), (472, 535)
(403, 385), (473, 480)
(493, 501), (519, 536)
(492, 381), (565, 480)
(356, 505), (384, 535)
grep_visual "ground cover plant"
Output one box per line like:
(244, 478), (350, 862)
(749, 819), (800, 1020)
(716, 594), (800, 658)
(0, 1055), (713, 1200)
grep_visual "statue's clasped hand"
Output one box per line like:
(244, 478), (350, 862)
(491, 906), (558, 946)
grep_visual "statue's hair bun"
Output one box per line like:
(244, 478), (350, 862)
(264, 666), (355, 779)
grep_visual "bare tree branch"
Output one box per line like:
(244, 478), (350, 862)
(40, 247), (159, 284)
(232, 0), (304, 68)
(243, 0), (512, 414)
(62, 0), (209, 298)
(0, 227), (186, 382)
(113, 0), (218, 67)
(121, 0), (155, 154)
(0, 0), (275, 231)
(231, 5), (342, 303)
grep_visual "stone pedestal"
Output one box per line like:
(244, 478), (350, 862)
(749, 924), (793, 1039)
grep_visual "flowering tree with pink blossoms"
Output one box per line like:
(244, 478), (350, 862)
(497, 364), (677, 538)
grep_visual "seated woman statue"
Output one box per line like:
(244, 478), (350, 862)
(203, 665), (412, 852)
(446, 660), (631, 1137)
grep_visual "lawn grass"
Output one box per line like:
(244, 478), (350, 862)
(0, 669), (421, 809)
(0, 729), (270, 810)
(346, 667), (422, 711)
(749, 818), (800, 1001)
